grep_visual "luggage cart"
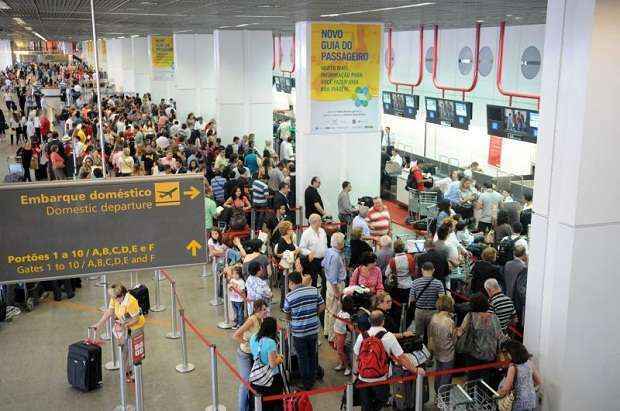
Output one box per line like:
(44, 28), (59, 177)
(437, 379), (499, 411)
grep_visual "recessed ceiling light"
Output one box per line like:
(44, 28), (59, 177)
(514, 16), (523, 20)
(24, 26), (32, 30)
(0, 1), (11, 10)
(476, 19), (484, 23)
(320, 2), (435, 18)
(257, 4), (278, 8)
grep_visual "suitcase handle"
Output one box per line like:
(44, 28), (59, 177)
(86, 326), (101, 346)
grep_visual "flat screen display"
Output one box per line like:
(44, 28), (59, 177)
(426, 98), (437, 112)
(383, 92), (419, 119)
(455, 102), (468, 117)
(487, 104), (538, 143)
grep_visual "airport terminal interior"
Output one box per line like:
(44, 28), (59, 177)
(0, 0), (618, 410)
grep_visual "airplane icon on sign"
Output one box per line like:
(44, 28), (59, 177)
(157, 187), (178, 199)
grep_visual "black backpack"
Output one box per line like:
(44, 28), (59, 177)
(497, 236), (519, 266)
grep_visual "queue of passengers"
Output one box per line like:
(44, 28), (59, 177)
(1, 62), (541, 411)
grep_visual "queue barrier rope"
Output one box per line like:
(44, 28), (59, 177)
(160, 269), (185, 311)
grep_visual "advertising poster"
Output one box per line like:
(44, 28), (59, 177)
(488, 135), (503, 167)
(310, 23), (382, 134)
(150, 36), (175, 80)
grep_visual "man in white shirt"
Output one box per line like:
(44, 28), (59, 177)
(353, 310), (425, 410)
(156, 135), (170, 151)
(477, 181), (504, 232)
(352, 205), (372, 240)
(279, 135), (294, 162)
(299, 213), (328, 300)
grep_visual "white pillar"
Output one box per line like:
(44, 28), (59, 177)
(131, 37), (150, 96)
(120, 38), (135, 93)
(526, 0), (620, 410)
(173, 34), (216, 121)
(294, 22), (382, 216)
(0, 40), (13, 70)
(105, 39), (123, 92)
(214, 30), (273, 148)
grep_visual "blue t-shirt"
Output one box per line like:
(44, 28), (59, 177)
(245, 153), (259, 175)
(249, 335), (279, 374)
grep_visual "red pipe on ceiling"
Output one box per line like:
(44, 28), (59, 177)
(386, 25), (424, 93)
(497, 21), (541, 109)
(272, 34), (276, 70)
(432, 23), (481, 100)
(279, 32), (295, 75)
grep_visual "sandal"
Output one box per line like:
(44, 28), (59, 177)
(125, 372), (135, 384)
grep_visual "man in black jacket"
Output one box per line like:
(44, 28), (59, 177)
(416, 239), (450, 285)
(273, 182), (294, 223)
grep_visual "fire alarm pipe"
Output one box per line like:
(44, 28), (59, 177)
(387, 25), (424, 93)
(432, 23), (481, 100)
(279, 32), (295, 76)
(497, 21), (541, 109)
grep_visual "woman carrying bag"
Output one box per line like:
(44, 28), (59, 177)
(248, 317), (284, 411)
(497, 340), (543, 411)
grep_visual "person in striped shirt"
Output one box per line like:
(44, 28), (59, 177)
(409, 262), (446, 342)
(283, 272), (325, 390)
(484, 278), (517, 331)
(210, 171), (227, 205)
(366, 197), (391, 240)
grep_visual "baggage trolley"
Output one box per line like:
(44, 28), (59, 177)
(437, 379), (499, 411)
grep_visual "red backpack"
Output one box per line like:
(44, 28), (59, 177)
(358, 331), (389, 379)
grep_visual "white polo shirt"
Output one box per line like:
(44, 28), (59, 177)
(353, 326), (403, 382)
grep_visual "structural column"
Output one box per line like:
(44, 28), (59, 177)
(526, 0), (620, 410)
(214, 30), (273, 148)
(131, 37), (151, 96)
(173, 34), (216, 121)
(120, 38), (135, 93)
(294, 22), (382, 216)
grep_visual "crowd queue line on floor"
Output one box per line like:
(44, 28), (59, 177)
(0, 62), (541, 411)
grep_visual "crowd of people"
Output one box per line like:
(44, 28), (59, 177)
(0, 61), (542, 411)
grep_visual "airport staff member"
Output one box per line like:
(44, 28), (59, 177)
(93, 283), (145, 383)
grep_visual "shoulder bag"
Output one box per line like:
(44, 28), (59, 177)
(455, 313), (474, 355)
(248, 339), (274, 387)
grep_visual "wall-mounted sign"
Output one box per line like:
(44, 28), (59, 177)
(0, 175), (206, 284)
(487, 104), (539, 143)
(382, 91), (419, 119)
(310, 22), (382, 134)
(425, 97), (473, 130)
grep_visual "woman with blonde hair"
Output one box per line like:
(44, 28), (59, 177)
(428, 294), (456, 394)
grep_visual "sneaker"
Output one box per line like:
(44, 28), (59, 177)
(333, 364), (344, 372)
(231, 324), (239, 330)
(344, 368), (351, 376)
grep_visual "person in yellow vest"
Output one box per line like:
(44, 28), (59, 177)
(93, 283), (145, 382)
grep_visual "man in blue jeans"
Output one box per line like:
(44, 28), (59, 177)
(283, 271), (325, 390)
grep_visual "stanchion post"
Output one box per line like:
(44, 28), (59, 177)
(175, 309), (195, 373)
(254, 395), (263, 411)
(210, 267), (222, 306)
(250, 208), (256, 240)
(278, 328), (285, 358)
(151, 270), (165, 312)
(400, 302), (408, 333)
(114, 342), (134, 411)
(346, 383), (354, 411)
(201, 263), (210, 278)
(166, 281), (180, 339)
(205, 345), (226, 411)
(415, 374), (424, 411)
(100, 274), (109, 312)
(105, 315), (119, 370)
(134, 362), (144, 411)
(217, 276), (233, 329)
(283, 270), (289, 300)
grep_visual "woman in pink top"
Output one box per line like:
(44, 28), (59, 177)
(349, 252), (384, 293)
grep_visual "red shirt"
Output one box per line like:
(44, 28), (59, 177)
(40, 116), (50, 137)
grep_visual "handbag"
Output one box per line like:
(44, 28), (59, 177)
(248, 339), (274, 387)
(455, 314), (473, 354)
(497, 391), (515, 411)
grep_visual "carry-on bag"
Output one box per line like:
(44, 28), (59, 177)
(67, 327), (102, 392)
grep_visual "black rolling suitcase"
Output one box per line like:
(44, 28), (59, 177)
(130, 284), (150, 315)
(67, 328), (102, 392)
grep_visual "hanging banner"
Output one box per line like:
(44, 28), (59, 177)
(98, 39), (107, 62)
(488, 135), (503, 167)
(150, 35), (174, 70)
(310, 22), (382, 134)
